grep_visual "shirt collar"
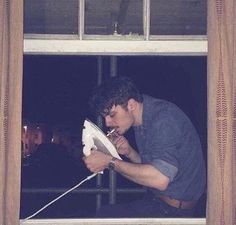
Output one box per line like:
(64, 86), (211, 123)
(134, 94), (151, 133)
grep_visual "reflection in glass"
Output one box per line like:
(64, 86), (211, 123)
(24, 0), (79, 34)
(85, 0), (143, 35)
(150, 0), (207, 35)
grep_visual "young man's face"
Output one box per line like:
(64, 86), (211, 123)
(104, 103), (134, 135)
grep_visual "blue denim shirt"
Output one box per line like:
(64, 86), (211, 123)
(134, 95), (206, 201)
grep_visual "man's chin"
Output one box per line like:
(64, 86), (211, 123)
(115, 129), (122, 135)
(118, 129), (128, 135)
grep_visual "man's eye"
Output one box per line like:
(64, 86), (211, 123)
(109, 112), (116, 118)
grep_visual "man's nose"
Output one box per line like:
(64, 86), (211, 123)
(105, 116), (113, 127)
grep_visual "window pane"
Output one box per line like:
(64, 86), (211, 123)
(24, 0), (79, 34)
(85, 0), (143, 35)
(150, 0), (207, 35)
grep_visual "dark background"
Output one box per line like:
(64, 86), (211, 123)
(21, 55), (207, 218)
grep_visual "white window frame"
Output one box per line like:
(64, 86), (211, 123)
(20, 218), (206, 225)
(21, 1), (207, 224)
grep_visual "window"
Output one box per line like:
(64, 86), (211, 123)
(21, 0), (207, 223)
(24, 0), (206, 38)
(21, 55), (207, 219)
(24, 0), (79, 34)
(150, 0), (207, 35)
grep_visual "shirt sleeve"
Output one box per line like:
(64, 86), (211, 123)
(148, 113), (181, 182)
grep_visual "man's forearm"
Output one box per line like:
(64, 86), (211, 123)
(113, 159), (169, 191)
(126, 147), (141, 163)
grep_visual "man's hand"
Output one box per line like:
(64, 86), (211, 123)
(83, 150), (111, 173)
(109, 133), (132, 157)
(109, 133), (141, 163)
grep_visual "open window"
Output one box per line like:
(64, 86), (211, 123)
(21, 0), (207, 223)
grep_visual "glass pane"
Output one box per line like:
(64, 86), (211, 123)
(85, 0), (143, 35)
(24, 0), (79, 34)
(150, 0), (207, 35)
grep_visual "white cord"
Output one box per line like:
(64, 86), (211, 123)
(23, 173), (98, 221)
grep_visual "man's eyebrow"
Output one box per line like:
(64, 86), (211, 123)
(103, 106), (116, 117)
(102, 108), (111, 116)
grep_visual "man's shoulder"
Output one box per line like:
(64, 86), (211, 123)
(143, 94), (177, 116)
(143, 94), (169, 108)
(143, 94), (163, 103)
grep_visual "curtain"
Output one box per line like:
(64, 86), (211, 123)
(0, 1), (23, 225)
(207, 0), (236, 224)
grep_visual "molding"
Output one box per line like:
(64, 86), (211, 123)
(24, 39), (207, 56)
(20, 218), (206, 225)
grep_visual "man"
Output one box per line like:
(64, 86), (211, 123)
(83, 76), (206, 218)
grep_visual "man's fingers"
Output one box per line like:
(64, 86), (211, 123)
(112, 136), (123, 145)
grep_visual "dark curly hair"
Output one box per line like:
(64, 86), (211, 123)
(89, 76), (143, 117)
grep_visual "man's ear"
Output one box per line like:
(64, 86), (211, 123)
(127, 98), (136, 111)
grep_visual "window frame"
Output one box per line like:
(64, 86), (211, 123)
(21, 0), (207, 224)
